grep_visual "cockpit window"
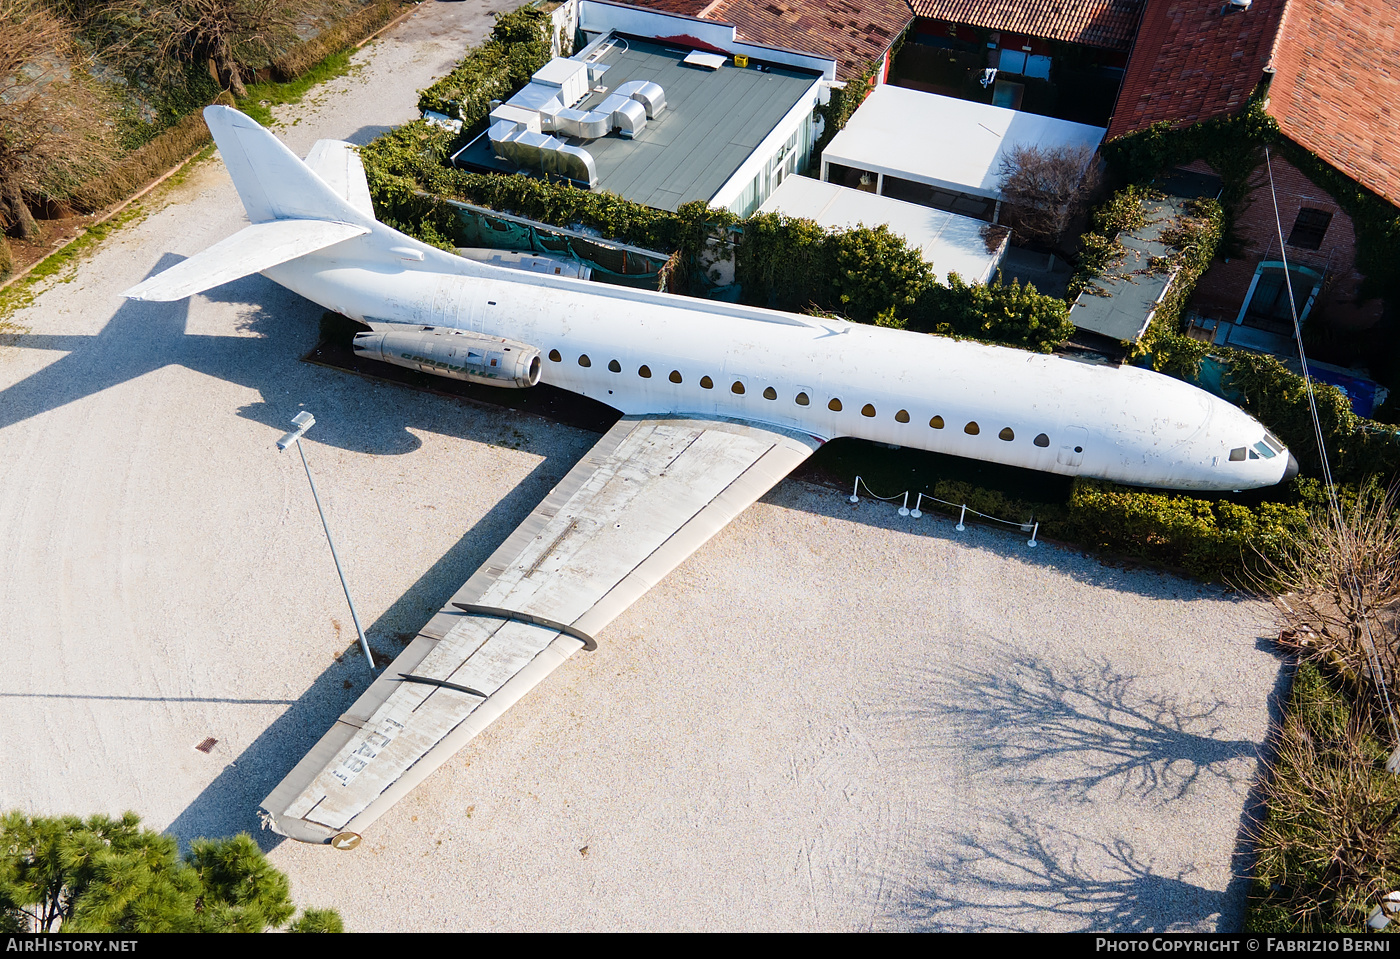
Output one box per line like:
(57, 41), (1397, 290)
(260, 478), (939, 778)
(1252, 441), (1277, 459)
(1229, 447), (1247, 462)
(1262, 431), (1286, 454)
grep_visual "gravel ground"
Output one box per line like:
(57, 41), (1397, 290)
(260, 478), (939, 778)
(0, 2), (1286, 931)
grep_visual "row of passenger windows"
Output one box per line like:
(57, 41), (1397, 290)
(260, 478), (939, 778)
(547, 351), (1053, 448)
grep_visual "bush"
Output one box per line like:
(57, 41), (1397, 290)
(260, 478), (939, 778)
(416, 6), (552, 124)
(912, 273), (1074, 353)
(70, 92), (235, 213)
(1246, 663), (1400, 932)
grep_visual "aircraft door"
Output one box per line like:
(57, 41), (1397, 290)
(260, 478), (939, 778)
(1057, 426), (1089, 469)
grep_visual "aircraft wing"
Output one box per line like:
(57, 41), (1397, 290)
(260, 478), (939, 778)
(262, 414), (822, 844)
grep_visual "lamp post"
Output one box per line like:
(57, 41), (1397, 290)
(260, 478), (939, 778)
(276, 411), (375, 678)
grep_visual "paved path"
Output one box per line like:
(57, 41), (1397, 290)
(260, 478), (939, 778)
(0, 2), (1285, 931)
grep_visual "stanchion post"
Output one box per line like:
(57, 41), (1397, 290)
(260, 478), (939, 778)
(849, 476), (861, 504)
(898, 491), (909, 517)
(911, 493), (923, 519)
(1028, 521), (1039, 548)
(956, 504), (966, 531)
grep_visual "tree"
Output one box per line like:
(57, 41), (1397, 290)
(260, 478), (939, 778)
(996, 143), (1101, 249)
(0, 811), (343, 933)
(109, 0), (309, 99)
(0, 0), (114, 269)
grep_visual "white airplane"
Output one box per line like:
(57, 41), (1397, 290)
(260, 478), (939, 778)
(125, 107), (1297, 846)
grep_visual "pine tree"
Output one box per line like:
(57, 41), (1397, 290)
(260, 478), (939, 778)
(0, 811), (343, 933)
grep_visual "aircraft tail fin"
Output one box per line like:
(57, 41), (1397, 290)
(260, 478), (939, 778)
(202, 105), (373, 226)
(121, 107), (378, 301)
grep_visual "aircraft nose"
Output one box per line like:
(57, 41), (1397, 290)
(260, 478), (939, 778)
(1283, 452), (1300, 482)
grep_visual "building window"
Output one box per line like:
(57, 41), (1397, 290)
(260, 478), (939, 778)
(1287, 208), (1333, 251)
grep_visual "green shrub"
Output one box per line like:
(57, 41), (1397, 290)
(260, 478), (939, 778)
(416, 6), (552, 124)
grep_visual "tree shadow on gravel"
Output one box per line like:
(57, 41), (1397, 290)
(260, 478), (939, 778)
(896, 652), (1263, 803)
(895, 815), (1228, 932)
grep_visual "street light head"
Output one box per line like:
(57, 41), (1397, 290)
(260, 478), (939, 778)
(275, 410), (316, 451)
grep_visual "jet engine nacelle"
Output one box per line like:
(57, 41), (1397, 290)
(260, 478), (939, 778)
(353, 328), (542, 388)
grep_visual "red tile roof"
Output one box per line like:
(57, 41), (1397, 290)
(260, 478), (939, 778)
(908, 0), (1146, 51)
(1108, 0), (1400, 208)
(1106, 0), (1288, 139)
(1266, 0), (1400, 207)
(623, 0), (915, 80)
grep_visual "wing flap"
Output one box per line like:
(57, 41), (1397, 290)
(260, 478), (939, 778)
(261, 415), (820, 841)
(121, 219), (369, 302)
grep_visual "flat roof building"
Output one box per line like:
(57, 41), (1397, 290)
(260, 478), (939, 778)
(454, 3), (836, 216)
(820, 85), (1106, 221)
(759, 175), (1008, 284)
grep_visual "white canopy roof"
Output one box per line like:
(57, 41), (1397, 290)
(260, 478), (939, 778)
(822, 85), (1106, 201)
(758, 175), (1006, 284)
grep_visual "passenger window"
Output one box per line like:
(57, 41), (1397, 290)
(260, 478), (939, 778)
(895, 410), (910, 423)
(828, 398), (843, 412)
(964, 422), (980, 435)
(548, 349), (562, 362)
(1229, 447), (1246, 462)
(999, 428), (1014, 441)
(763, 387), (777, 400)
(669, 370), (683, 384)
(930, 416), (944, 429)
(861, 404), (876, 418)
(795, 392), (810, 406)
(578, 354), (591, 368)
(1034, 433), (1049, 448)
(608, 359), (621, 373)
(700, 376), (714, 389)
(731, 381), (745, 395)
(639, 365), (652, 378)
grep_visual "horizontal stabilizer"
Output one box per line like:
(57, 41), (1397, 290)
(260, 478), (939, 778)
(122, 219), (369, 302)
(304, 140), (375, 219)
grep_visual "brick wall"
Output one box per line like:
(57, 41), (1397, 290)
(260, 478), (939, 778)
(1183, 157), (1381, 330)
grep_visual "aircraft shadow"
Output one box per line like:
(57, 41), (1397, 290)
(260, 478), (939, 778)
(0, 261), (585, 458)
(164, 452), (580, 849)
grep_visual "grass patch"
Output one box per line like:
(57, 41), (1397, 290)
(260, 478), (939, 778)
(0, 206), (147, 330)
(240, 50), (359, 127)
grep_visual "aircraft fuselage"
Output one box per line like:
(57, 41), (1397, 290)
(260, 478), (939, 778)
(265, 222), (1295, 492)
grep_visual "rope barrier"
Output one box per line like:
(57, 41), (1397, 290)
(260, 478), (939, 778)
(849, 476), (1039, 547)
